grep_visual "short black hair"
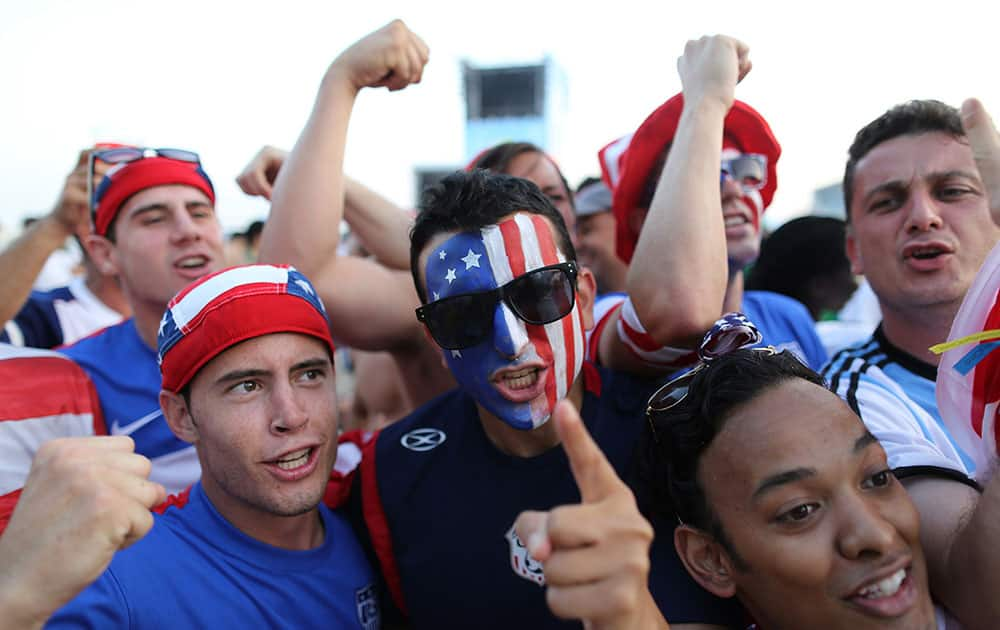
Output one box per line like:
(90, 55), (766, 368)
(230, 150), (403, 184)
(409, 169), (577, 303)
(843, 99), (966, 221)
(637, 349), (826, 566)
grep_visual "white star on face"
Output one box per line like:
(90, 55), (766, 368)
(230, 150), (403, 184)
(451, 349), (462, 358)
(445, 268), (457, 284)
(461, 249), (482, 270)
(439, 250), (447, 260)
(432, 291), (440, 301)
(294, 278), (315, 295)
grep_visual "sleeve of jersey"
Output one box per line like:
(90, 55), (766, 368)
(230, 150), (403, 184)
(1, 297), (62, 349)
(849, 372), (973, 477)
(613, 296), (697, 369)
(45, 568), (131, 628)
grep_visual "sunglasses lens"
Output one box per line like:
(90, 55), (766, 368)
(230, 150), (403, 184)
(724, 155), (766, 189)
(96, 147), (144, 164)
(647, 371), (696, 412)
(424, 293), (496, 350)
(506, 267), (574, 324)
(157, 148), (201, 163)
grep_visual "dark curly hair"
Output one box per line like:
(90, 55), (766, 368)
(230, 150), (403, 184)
(636, 349), (826, 567)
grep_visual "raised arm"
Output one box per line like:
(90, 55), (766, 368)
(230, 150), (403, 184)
(257, 20), (431, 350)
(343, 175), (414, 270)
(0, 150), (102, 326)
(598, 36), (744, 373)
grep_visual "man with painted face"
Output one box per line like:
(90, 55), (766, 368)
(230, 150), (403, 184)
(349, 169), (740, 630)
(592, 36), (827, 373)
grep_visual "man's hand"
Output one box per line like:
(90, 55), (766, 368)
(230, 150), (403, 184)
(49, 149), (110, 239)
(236, 145), (288, 200)
(327, 19), (429, 93)
(0, 437), (165, 628)
(962, 98), (1000, 226)
(677, 35), (751, 112)
(514, 401), (666, 630)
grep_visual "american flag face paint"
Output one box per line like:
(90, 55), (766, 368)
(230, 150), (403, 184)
(721, 146), (764, 231)
(423, 213), (585, 430)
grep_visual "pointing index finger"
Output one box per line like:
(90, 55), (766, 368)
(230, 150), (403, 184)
(555, 400), (625, 504)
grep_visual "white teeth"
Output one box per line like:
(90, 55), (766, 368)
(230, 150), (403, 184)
(503, 369), (539, 390)
(724, 216), (748, 227)
(275, 448), (310, 470)
(177, 256), (207, 268)
(858, 569), (905, 599)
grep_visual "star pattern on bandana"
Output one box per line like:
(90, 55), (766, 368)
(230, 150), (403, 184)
(439, 250), (447, 260)
(445, 268), (457, 284)
(294, 278), (315, 295)
(461, 249), (482, 270)
(158, 314), (168, 337)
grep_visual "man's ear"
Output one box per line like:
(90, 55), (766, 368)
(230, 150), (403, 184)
(160, 390), (198, 444)
(85, 233), (120, 276)
(845, 225), (864, 276)
(575, 265), (598, 331)
(674, 524), (738, 599)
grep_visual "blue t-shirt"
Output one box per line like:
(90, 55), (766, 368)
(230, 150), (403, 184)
(742, 290), (828, 371)
(57, 318), (198, 494)
(48, 482), (380, 629)
(354, 363), (742, 629)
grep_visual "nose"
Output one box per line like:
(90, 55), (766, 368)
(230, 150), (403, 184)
(493, 301), (530, 359)
(903, 190), (944, 233)
(836, 493), (897, 561)
(720, 173), (744, 202)
(270, 381), (309, 434)
(170, 207), (203, 244)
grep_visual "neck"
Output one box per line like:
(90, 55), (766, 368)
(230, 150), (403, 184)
(879, 300), (961, 366)
(131, 301), (166, 350)
(723, 267), (745, 313)
(478, 377), (586, 458)
(84, 270), (131, 317)
(199, 480), (325, 551)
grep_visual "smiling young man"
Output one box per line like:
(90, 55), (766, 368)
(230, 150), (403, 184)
(821, 99), (1000, 628)
(642, 343), (940, 630)
(47, 264), (379, 628)
(56, 148), (225, 493)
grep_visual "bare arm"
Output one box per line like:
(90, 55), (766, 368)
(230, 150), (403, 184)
(0, 150), (101, 327)
(344, 176), (413, 270)
(257, 20), (431, 351)
(599, 37), (746, 374)
(904, 474), (1000, 629)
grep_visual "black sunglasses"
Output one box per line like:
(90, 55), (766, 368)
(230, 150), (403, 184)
(415, 262), (578, 350)
(88, 147), (201, 219)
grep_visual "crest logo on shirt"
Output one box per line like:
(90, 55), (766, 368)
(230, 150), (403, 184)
(355, 583), (379, 630)
(506, 524), (545, 586)
(400, 428), (447, 452)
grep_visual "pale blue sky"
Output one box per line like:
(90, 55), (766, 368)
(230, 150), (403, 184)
(2, 0), (997, 235)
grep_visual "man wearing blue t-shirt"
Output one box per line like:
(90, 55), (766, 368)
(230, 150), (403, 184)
(48, 264), (378, 629)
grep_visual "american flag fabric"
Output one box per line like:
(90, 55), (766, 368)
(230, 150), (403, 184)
(157, 264), (333, 393)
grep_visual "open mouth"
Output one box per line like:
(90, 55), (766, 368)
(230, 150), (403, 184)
(724, 215), (751, 228)
(854, 568), (906, 600)
(905, 245), (946, 261)
(499, 366), (540, 390)
(175, 255), (210, 271)
(270, 447), (313, 471)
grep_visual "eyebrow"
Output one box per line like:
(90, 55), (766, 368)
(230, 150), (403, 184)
(129, 202), (169, 218)
(213, 357), (331, 387)
(861, 169), (980, 205)
(751, 431), (879, 500)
